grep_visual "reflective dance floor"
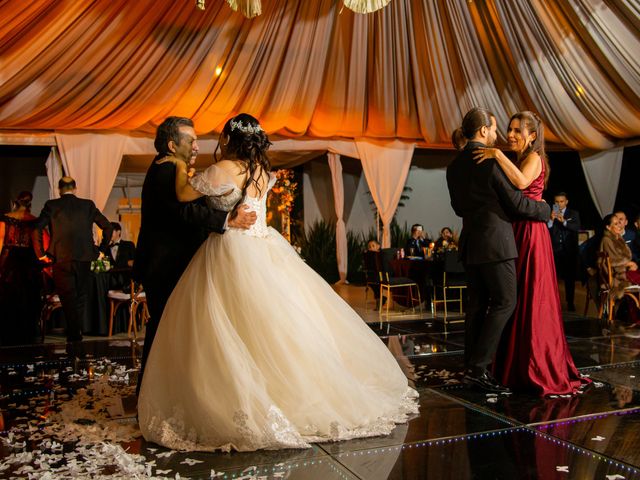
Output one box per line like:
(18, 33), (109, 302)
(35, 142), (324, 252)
(2, 303), (640, 478)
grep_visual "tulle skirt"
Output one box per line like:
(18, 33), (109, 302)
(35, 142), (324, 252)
(138, 227), (418, 452)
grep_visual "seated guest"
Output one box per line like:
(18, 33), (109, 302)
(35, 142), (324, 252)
(104, 222), (135, 290)
(614, 210), (637, 261)
(367, 239), (381, 252)
(363, 240), (382, 307)
(404, 224), (430, 257)
(435, 227), (457, 251)
(598, 213), (640, 326)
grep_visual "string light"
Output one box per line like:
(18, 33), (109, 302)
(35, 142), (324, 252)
(196, 0), (205, 10)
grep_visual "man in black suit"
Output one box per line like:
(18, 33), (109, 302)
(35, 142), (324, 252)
(447, 108), (550, 392)
(34, 177), (113, 344)
(103, 221), (136, 290)
(548, 192), (580, 311)
(133, 116), (256, 394)
(404, 224), (430, 257)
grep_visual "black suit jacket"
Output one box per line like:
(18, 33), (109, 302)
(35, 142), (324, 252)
(106, 240), (136, 269)
(446, 142), (551, 265)
(133, 161), (228, 288)
(548, 207), (580, 257)
(34, 194), (113, 263)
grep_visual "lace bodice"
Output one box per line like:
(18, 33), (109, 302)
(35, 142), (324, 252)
(189, 165), (276, 238)
(1, 215), (36, 248)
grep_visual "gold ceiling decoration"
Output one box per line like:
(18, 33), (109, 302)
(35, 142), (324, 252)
(342, 0), (391, 14)
(225, 0), (262, 19)
(198, 0), (391, 17)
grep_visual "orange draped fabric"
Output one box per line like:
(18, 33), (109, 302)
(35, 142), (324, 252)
(0, 0), (639, 149)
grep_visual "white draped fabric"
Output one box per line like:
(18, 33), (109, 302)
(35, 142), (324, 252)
(328, 153), (348, 283)
(579, 147), (624, 218)
(355, 140), (414, 248)
(54, 133), (127, 210)
(44, 147), (63, 200)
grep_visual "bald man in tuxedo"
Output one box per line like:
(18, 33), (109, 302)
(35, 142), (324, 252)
(34, 176), (113, 345)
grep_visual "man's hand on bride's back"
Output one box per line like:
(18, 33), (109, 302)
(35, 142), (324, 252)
(228, 205), (257, 229)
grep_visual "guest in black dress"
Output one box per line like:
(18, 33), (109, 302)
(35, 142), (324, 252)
(0, 192), (42, 345)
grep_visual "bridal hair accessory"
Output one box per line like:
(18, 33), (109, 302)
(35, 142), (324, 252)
(230, 119), (263, 134)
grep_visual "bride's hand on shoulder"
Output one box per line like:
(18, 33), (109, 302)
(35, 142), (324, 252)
(473, 148), (498, 164)
(175, 160), (203, 202)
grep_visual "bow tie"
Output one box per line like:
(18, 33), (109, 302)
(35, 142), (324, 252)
(110, 242), (120, 247)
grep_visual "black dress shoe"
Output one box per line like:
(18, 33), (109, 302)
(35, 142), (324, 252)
(463, 369), (510, 393)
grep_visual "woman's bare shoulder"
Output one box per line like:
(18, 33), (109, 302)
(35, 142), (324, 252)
(521, 151), (541, 167)
(215, 159), (245, 175)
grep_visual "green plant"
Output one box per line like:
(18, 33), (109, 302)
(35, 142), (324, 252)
(300, 220), (371, 284)
(346, 230), (366, 284)
(390, 219), (412, 249)
(300, 219), (339, 283)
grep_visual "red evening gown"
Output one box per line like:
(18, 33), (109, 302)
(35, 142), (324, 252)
(493, 159), (589, 395)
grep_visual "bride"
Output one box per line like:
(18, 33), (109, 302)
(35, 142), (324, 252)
(137, 113), (418, 452)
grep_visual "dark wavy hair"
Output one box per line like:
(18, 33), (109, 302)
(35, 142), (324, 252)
(440, 227), (452, 237)
(451, 107), (495, 150)
(12, 191), (32, 211)
(154, 116), (194, 159)
(509, 111), (550, 185)
(215, 113), (272, 200)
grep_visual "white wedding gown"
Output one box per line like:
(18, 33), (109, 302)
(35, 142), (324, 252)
(137, 165), (419, 452)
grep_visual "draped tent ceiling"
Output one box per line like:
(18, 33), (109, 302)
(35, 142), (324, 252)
(1, 0), (639, 151)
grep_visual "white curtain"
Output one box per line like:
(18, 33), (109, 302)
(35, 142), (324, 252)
(328, 153), (348, 283)
(355, 140), (414, 248)
(579, 147), (624, 218)
(55, 133), (128, 210)
(45, 147), (63, 200)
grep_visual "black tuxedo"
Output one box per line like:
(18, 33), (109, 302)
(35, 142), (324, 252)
(106, 239), (135, 269)
(34, 194), (113, 342)
(134, 160), (228, 393)
(549, 207), (580, 309)
(105, 239), (136, 289)
(446, 141), (550, 371)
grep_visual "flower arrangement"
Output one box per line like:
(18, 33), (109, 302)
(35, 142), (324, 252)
(91, 257), (111, 273)
(270, 169), (297, 214)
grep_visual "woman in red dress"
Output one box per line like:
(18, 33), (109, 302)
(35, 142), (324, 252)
(474, 111), (589, 395)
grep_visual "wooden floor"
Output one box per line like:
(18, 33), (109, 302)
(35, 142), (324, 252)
(2, 281), (640, 479)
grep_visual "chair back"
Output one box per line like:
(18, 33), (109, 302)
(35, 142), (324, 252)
(597, 251), (613, 290)
(363, 251), (380, 271)
(443, 250), (465, 274)
(380, 248), (400, 279)
(363, 251), (381, 283)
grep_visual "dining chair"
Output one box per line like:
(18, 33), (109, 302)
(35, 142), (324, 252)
(432, 250), (466, 331)
(107, 280), (149, 338)
(378, 248), (422, 328)
(362, 251), (382, 312)
(597, 251), (640, 324)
